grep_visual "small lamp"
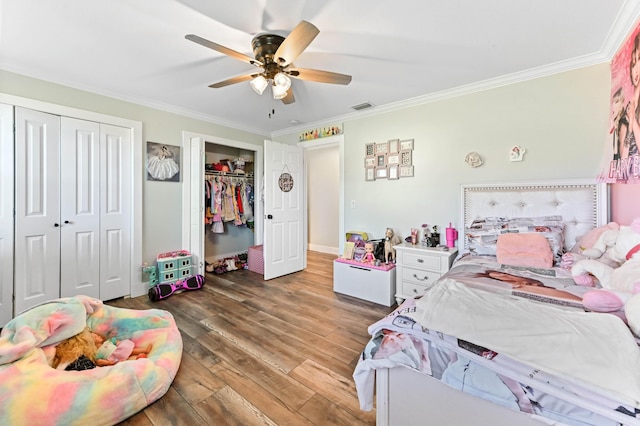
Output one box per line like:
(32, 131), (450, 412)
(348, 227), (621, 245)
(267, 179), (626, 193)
(272, 83), (288, 100)
(273, 72), (291, 91)
(250, 75), (268, 95)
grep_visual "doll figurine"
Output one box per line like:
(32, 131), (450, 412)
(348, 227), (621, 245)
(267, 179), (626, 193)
(362, 242), (376, 264)
(91, 332), (152, 366)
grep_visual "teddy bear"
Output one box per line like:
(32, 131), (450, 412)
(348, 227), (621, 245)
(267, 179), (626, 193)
(570, 218), (640, 335)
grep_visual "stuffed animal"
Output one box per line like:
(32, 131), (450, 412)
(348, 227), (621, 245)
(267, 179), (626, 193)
(53, 327), (152, 370)
(571, 218), (640, 335)
(52, 327), (100, 370)
(384, 228), (402, 264)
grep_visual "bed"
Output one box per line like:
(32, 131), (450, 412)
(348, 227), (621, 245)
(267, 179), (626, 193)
(352, 179), (640, 426)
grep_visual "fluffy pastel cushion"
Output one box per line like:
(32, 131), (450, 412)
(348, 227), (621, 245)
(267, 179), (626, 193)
(466, 216), (565, 264)
(0, 295), (182, 426)
(496, 233), (554, 269)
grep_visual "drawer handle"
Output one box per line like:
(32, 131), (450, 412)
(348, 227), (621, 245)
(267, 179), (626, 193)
(413, 274), (429, 282)
(349, 266), (371, 272)
(417, 259), (424, 263)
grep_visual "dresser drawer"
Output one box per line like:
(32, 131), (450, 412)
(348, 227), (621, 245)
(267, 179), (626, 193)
(402, 282), (432, 298)
(402, 266), (441, 287)
(402, 252), (443, 271)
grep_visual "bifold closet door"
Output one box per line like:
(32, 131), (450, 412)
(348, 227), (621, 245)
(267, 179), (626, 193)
(59, 117), (100, 299)
(14, 107), (61, 315)
(99, 123), (131, 301)
(0, 104), (14, 326)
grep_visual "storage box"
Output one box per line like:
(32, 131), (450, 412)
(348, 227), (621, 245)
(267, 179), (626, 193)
(333, 258), (396, 306)
(248, 245), (264, 275)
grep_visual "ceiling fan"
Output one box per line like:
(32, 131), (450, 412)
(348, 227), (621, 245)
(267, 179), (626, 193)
(185, 20), (352, 105)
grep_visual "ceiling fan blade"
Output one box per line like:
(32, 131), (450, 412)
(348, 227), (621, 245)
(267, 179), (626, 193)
(185, 34), (263, 67)
(288, 68), (352, 85)
(208, 73), (259, 88)
(274, 20), (319, 67)
(281, 89), (295, 104)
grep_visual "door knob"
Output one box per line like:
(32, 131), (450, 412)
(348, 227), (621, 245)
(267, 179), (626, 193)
(267, 214), (273, 219)
(64, 220), (70, 224)
(54, 223), (60, 227)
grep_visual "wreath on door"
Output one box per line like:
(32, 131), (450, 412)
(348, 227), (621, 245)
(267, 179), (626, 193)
(278, 166), (294, 192)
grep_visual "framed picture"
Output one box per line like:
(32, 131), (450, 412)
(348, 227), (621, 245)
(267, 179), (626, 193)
(375, 142), (389, 155)
(364, 156), (376, 168)
(377, 154), (386, 167)
(400, 150), (413, 166)
(387, 153), (400, 165)
(365, 143), (375, 156)
(146, 142), (181, 182)
(399, 165), (414, 177)
(388, 139), (399, 153)
(388, 165), (399, 180)
(365, 167), (376, 181)
(376, 166), (388, 179)
(400, 139), (414, 151)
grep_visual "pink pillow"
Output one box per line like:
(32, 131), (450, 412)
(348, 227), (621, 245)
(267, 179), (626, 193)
(571, 222), (620, 252)
(496, 233), (554, 269)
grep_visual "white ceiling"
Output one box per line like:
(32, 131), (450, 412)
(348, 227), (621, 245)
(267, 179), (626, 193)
(1, 0), (639, 136)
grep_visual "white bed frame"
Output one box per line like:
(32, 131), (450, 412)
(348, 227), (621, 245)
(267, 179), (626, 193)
(375, 179), (610, 426)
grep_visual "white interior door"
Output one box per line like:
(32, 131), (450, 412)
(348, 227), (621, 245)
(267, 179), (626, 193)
(99, 123), (132, 300)
(14, 107), (61, 315)
(0, 104), (14, 326)
(263, 140), (305, 280)
(60, 117), (100, 298)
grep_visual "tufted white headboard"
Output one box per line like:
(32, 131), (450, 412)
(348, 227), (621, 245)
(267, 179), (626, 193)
(460, 180), (609, 252)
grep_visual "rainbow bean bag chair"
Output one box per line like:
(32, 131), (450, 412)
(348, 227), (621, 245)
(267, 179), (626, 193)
(0, 295), (182, 425)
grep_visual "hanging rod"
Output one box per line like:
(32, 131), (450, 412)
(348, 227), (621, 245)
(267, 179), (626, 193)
(205, 171), (254, 178)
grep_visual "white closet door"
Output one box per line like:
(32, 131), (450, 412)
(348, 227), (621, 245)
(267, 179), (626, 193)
(99, 123), (131, 300)
(0, 104), (14, 326)
(60, 117), (100, 298)
(14, 107), (61, 315)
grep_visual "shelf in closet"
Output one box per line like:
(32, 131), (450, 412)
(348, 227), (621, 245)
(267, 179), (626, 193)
(205, 171), (254, 179)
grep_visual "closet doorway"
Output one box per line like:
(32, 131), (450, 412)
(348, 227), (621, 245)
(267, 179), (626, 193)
(182, 132), (263, 276)
(203, 143), (256, 266)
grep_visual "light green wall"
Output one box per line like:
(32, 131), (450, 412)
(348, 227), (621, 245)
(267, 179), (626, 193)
(280, 63), (611, 245)
(0, 70), (266, 264)
(3, 63), (612, 259)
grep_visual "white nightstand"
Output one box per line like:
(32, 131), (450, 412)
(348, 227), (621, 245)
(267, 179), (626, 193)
(394, 243), (458, 304)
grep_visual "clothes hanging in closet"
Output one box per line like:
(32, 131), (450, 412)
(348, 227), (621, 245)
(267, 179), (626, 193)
(204, 175), (254, 233)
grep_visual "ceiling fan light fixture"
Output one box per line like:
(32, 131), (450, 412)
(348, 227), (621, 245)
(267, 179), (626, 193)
(272, 83), (288, 100)
(273, 72), (291, 91)
(250, 75), (268, 95)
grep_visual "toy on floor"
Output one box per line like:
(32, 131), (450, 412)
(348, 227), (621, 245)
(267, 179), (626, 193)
(52, 327), (152, 370)
(148, 274), (205, 301)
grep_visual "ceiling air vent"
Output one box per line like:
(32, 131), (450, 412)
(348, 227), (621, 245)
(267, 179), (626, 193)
(351, 102), (374, 111)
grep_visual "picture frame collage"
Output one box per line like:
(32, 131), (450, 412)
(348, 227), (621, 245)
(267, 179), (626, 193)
(365, 138), (414, 181)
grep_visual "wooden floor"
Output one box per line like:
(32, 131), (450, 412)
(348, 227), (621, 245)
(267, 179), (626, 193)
(108, 251), (395, 426)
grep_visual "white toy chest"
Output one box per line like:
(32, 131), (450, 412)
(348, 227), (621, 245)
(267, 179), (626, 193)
(333, 258), (396, 307)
